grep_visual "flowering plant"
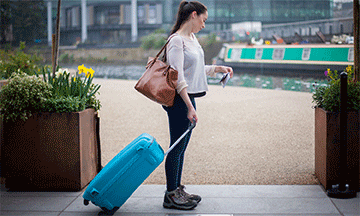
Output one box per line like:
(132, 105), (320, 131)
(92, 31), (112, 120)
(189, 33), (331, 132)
(0, 64), (101, 122)
(40, 64), (101, 112)
(312, 66), (360, 112)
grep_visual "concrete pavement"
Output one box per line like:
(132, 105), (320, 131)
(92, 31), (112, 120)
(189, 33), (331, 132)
(1, 184), (359, 215)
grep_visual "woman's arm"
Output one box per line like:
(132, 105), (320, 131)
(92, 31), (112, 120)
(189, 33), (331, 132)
(214, 65), (234, 78)
(167, 36), (188, 93)
(205, 65), (233, 78)
(179, 87), (197, 123)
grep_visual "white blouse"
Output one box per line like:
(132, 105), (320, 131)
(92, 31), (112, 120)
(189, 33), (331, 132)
(166, 33), (215, 94)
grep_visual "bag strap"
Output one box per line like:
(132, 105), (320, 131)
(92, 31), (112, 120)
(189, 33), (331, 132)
(155, 40), (170, 59)
(154, 34), (177, 59)
(147, 34), (178, 69)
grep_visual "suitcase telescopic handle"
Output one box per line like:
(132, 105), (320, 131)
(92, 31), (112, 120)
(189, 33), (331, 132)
(164, 119), (196, 156)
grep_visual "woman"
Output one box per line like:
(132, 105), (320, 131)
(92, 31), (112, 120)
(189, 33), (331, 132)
(163, 0), (233, 210)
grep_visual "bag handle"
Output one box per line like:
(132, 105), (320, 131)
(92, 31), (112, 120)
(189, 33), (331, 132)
(148, 34), (178, 68)
(155, 39), (171, 60)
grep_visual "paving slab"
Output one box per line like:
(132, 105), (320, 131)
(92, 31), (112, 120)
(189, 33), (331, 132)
(62, 185), (347, 215)
(1, 185), (358, 216)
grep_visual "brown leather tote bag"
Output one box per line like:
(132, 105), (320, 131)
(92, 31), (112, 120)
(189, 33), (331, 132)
(134, 37), (178, 107)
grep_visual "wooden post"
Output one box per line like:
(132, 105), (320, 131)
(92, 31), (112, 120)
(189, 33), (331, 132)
(52, 34), (56, 74)
(354, 0), (359, 82)
(52, 0), (62, 77)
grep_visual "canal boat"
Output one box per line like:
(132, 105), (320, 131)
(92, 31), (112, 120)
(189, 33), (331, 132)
(214, 43), (354, 77)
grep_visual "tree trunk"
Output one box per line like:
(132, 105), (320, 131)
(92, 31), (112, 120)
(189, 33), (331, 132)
(354, 0), (359, 82)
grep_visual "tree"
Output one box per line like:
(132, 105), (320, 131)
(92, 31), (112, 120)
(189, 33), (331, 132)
(0, 1), (13, 45)
(0, 0), (47, 46)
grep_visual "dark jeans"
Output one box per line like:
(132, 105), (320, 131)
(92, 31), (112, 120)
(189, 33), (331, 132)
(163, 93), (196, 192)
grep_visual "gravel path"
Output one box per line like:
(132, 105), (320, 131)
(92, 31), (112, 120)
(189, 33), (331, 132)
(94, 78), (319, 186)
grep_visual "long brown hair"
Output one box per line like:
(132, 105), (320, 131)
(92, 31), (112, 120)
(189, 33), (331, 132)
(170, 1), (207, 35)
(163, 1), (207, 62)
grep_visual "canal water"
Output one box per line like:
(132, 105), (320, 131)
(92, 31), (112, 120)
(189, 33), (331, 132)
(64, 64), (329, 93)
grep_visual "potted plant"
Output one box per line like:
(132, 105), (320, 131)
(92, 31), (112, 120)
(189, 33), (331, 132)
(0, 42), (45, 182)
(0, 64), (102, 191)
(312, 66), (360, 191)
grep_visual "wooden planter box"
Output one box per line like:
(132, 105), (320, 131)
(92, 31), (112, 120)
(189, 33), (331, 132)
(0, 79), (8, 180)
(2, 108), (101, 191)
(315, 107), (360, 191)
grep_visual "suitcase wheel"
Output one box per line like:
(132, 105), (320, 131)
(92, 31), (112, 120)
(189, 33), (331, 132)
(83, 199), (89, 206)
(101, 206), (120, 215)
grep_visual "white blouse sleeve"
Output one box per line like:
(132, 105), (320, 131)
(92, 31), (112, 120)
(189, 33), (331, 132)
(205, 65), (216, 77)
(166, 35), (188, 93)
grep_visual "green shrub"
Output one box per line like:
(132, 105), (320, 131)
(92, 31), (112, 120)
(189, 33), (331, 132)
(140, 29), (167, 50)
(0, 42), (42, 79)
(44, 96), (86, 113)
(0, 73), (52, 122)
(202, 33), (217, 48)
(59, 53), (75, 64)
(312, 66), (360, 112)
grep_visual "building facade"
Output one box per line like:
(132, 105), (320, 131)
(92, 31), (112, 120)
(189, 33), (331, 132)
(49, 0), (333, 45)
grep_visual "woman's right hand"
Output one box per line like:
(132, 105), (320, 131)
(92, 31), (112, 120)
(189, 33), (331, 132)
(187, 107), (197, 124)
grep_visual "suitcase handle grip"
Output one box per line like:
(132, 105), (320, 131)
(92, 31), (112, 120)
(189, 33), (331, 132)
(164, 119), (196, 156)
(189, 118), (196, 130)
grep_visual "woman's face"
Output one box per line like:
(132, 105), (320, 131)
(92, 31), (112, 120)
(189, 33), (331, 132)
(192, 11), (208, 33)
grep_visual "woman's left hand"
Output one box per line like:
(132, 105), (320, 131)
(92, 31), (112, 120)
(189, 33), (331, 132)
(216, 66), (234, 78)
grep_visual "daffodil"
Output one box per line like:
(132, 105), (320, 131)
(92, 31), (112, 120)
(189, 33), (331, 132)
(87, 68), (95, 78)
(346, 65), (352, 73)
(78, 64), (86, 74)
(63, 68), (69, 75)
(58, 68), (69, 75)
(55, 71), (62, 78)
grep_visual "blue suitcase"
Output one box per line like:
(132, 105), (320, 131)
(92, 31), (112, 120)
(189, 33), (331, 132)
(83, 122), (195, 214)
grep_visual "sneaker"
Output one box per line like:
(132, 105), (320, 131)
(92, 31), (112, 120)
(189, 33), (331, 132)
(179, 185), (202, 203)
(163, 187), (197, 210)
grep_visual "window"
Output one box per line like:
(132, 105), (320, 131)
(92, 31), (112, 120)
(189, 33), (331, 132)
(95, 6), (120, 25)
(66, 8), (72, 27)
(108, 7), (120, 24)
(138, 5), (145, 24)
(72, 7), (80, 27)
(148, 5), (157, 24)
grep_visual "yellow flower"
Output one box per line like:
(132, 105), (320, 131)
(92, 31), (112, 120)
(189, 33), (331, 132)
(87, 68), (95, 78)
(78, 64), (86, 74)
(346, 65), (352, 72)
(84, 69), (89, 77)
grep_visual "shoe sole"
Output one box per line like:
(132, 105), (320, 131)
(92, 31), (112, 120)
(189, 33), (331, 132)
(163, 202), (197, 210)
(193, 198), (201, 203)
